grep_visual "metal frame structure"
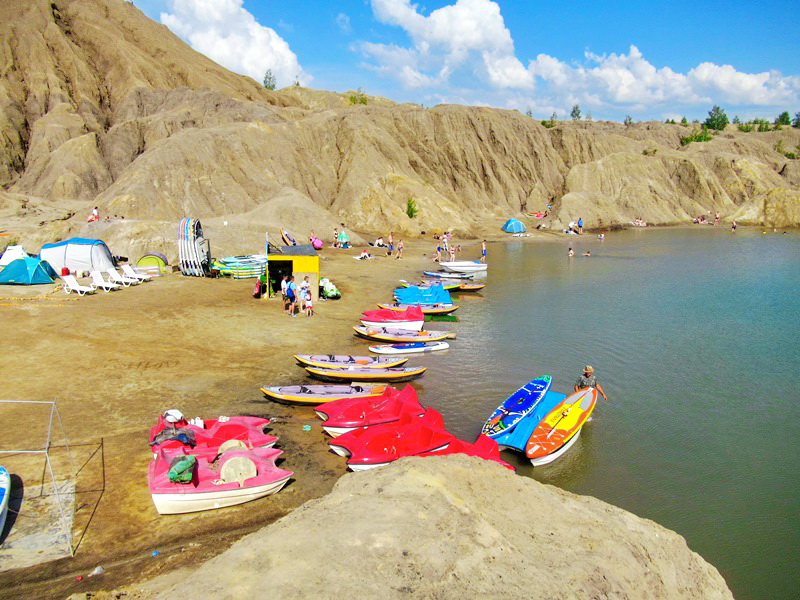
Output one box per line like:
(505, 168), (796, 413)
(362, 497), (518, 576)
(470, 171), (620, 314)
(0, 400), (75, 556)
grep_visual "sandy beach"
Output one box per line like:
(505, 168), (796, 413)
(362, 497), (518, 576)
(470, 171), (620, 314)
(0, 236), (511, 598)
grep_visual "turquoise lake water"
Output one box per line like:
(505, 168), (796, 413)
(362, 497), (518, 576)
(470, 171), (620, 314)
(412, 227), (800, 599)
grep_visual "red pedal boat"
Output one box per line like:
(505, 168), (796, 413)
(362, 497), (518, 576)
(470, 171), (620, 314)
(417, 434), (515, 471)
(327, 409), (455, 470)
(149, 411), (277, 451)
(360, 306), (425, 331)
(314, 385), (424, 437)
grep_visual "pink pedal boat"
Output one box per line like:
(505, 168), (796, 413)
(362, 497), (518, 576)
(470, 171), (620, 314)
(149, 411), (277, 452)
(148, 446), (293, 514)
(360, 306), (425, 331)
(327, 408), (456, 471)
(314, 384), (425, 437)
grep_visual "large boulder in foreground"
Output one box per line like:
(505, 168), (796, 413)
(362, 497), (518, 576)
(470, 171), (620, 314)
(148, 455), (732, 599)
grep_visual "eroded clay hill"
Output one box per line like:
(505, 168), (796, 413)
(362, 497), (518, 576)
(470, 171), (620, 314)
(1, 0), (798, 260)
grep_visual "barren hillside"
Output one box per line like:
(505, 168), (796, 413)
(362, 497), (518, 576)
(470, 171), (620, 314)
(1, 0), (798, 261)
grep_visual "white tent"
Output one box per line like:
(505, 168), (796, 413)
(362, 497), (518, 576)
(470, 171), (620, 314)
(0, 245), (28, 267)
(39, 238), (115, 274)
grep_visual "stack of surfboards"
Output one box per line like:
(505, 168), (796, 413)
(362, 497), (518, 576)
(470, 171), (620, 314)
(482, 376), (598, 466)
(178, 218), (211, 277)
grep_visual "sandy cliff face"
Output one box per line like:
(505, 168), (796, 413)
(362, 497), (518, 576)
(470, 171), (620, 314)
(1, 0), (798, 261)
(140, 456), (733, 599)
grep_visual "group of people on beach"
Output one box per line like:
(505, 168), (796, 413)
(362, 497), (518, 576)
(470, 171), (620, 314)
(280, 274), (314, 317)
(359, 231), (404, 260)
(565, 217), (585, 234)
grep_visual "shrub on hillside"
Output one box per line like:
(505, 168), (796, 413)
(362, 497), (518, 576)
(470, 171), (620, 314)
(704, 105), (729, 131)
(775, 111), (791, 125)
(680, 126), (713, 146)
(406, 196), (419, 219)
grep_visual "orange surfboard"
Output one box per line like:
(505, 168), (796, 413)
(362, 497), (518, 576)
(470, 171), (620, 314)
(525, 388), (597, 460)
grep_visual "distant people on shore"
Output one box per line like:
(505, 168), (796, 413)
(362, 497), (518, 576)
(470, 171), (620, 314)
(692, 215), (708, 224)
(286, 276), (297, 317)
(714, 211), (721, 226)
(387, 232), (394, 256)
(731, 220), (737, 232)
(395, 239), (404, 259)
(448, 244), (456, 262)
(574, 365), (608, 401)
(358, 250), (373, 260)
(632, 217), (648, 227)
(304, 289), (314, 317)
(433, 243), (442, 262)
(333, 228), (339, 247)
(373, 236), (385, 247)
(481, 240), (487, 263)
(577, 217), (584, 234)
(299, 276), (310, 311)
(280, 275), (289, 313)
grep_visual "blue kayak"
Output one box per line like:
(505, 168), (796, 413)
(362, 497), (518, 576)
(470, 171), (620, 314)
(493, 390), (567, 452)
(481, 375), (553, 438)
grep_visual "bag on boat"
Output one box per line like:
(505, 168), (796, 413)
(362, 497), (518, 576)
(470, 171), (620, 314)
(151, 428), (197, 448)
(168, 454), (197, 484)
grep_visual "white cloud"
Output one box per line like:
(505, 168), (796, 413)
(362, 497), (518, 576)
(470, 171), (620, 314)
(336, 13), (352, 34)
(160, 0), (309, 87)
(362, 0), (532, 90)
(527, 46), (800, 114)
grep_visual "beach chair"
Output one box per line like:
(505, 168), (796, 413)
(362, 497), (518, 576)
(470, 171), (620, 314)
(121, 264), (154, 282)
(107, 268), (140, 286)
(90, 270), (121, 292)
(62, 274), (96, 296)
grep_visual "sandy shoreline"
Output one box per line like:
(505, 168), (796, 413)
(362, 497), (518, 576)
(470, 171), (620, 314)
(0, 235), (508, 598)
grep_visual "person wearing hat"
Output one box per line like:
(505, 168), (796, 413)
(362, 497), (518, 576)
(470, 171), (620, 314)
(574, 366), (608, 400)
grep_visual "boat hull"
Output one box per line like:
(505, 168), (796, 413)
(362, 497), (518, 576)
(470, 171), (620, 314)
(378, 303), (459, 315)
(305, 366), (427, 383)
(530, 429), (582, 466)
(439, 261), (487, 273)
(360, 319), (424, 331)
(151, 475), (291, 514)
(368, 341), (450, 354)
(353, 326), (450, 342)
(260, 385), (387, 405)
(294, 355), (408, 369)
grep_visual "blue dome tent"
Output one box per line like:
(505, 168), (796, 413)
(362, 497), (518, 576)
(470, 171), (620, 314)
(501, 218), (526, 233)
(0, 257), (58, 285)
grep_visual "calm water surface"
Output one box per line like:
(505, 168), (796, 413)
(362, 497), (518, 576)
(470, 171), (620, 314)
(410, 227), (799, 600)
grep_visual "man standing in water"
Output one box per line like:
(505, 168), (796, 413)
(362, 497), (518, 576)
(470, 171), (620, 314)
(574, 366), (608, 401)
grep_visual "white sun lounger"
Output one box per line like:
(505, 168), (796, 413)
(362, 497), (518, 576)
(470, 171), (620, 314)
(121, 264), (154, 282)
(107, 268), (140, 286)
(62, 274), (96, 296)
(90, 270), (121, 292)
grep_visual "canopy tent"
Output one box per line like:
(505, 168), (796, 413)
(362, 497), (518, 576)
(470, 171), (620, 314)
(0, 257), (58, 285)
(40, 238), (114, 274)
(501, 218), (526, 233)
(336, 231), (350, 243)
(0, 245), (29, 268)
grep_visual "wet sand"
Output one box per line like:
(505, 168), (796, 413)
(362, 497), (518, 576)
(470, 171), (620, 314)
(0, 236), (520, 598)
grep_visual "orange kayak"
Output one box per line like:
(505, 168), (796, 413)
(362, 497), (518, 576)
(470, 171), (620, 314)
(525, 388), (597, 462)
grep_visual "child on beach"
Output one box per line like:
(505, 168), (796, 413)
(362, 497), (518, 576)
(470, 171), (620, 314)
(387, 232), (394, 256)
(286, 276), (297, 316)
(299, 276), (310, 311)
(305, 291), (314, 316)
(395, 239), (404, 259)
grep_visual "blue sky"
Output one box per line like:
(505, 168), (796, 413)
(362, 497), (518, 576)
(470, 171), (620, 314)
(135, 0), (800, 122)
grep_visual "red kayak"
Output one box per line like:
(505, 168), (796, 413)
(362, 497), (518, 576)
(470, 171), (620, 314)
(361, 306), (425, 331)
(149, 411), (277, 451)
(315, 385), (424, 437)
(416, 434), (515, 471)
(328, 409), (455, 470)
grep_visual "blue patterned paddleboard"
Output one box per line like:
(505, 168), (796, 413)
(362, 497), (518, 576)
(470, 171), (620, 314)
(481, 375), (553, 438)
(0, 466), (10, 536)
(494, 390), (566, 451)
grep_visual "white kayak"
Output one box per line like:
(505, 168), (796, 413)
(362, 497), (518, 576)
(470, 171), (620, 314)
(369, 341), (450, 354)
(439, 261), (487, 273)
(0, 466), (9, 537)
